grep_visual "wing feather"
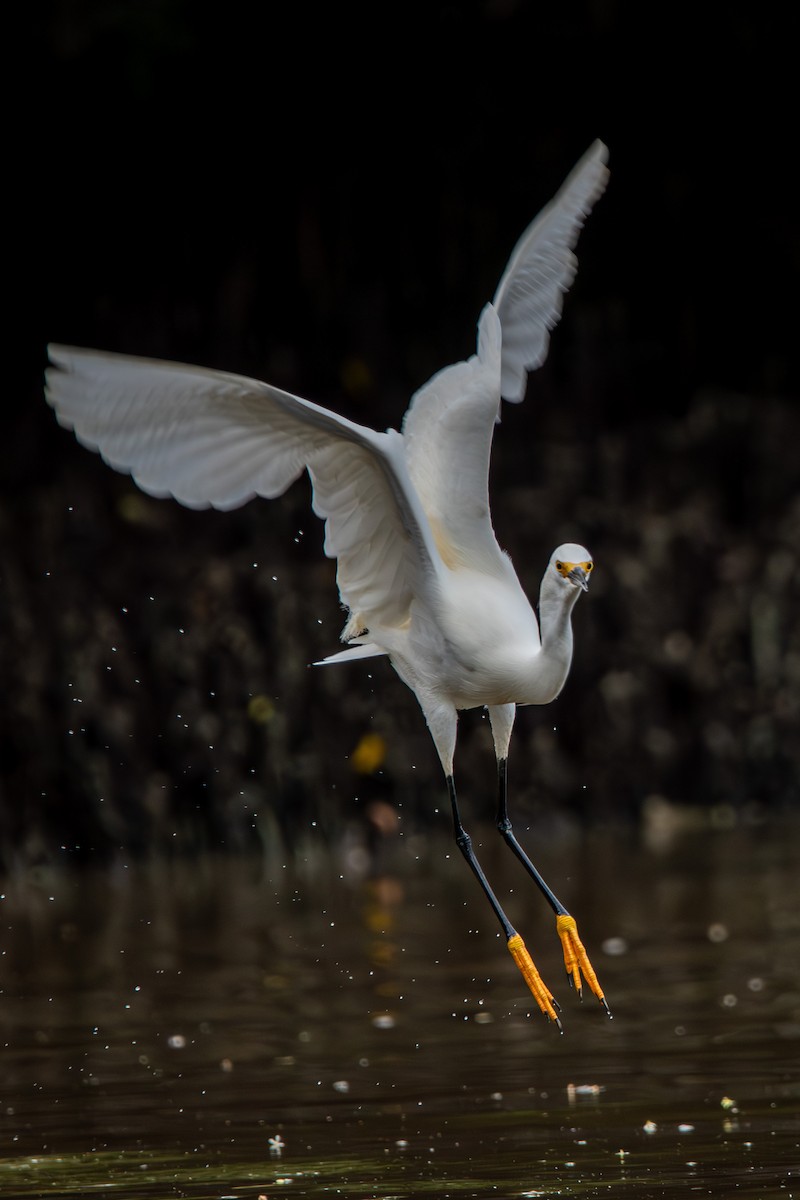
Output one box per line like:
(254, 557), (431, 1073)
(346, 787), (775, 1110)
(402, 141), (607, 573)
(494, 139), (609, 402)
(45, 345), (438, 633)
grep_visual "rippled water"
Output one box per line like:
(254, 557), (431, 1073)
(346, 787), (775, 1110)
(1, 813), (798, 1198)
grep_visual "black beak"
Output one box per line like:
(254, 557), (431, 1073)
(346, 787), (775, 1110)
(568, 565), (589, 592)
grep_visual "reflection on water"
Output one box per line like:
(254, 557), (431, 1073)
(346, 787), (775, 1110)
(1, 813), (798, 1198)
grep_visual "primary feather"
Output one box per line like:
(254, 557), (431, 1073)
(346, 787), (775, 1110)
(46, 346), (442, 638)
(494, 138), (608, 401)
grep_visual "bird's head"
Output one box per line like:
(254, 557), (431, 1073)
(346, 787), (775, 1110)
(549, 543), (594, 593)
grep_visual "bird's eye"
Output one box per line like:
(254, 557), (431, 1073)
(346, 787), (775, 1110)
(585, 562), (594, 572)
(555, 561), (563, 572)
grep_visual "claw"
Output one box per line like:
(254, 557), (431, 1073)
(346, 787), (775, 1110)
(556, 914), (612, 1017)
(507, 934), (563, 1030)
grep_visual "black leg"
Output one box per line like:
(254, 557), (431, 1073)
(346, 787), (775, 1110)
(447, 774), (562, 1027)
(494, 759), (611, 1017)
(449, 774), (517, 940)
(495, 758), (569, 916)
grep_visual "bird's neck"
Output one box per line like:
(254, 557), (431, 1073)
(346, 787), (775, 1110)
(532, 578), (581, 700)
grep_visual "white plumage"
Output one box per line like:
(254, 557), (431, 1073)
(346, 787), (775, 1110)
(46, 140), (611, 1026)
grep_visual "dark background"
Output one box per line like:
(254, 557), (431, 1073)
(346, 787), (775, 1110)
(5, 1), (798, 864)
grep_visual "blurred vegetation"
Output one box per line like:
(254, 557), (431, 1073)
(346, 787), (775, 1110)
(4, 377), (797, 865)
(4, 1), (798, 864)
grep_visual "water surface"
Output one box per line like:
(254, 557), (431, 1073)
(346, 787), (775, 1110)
(1, 813), (798, 1197)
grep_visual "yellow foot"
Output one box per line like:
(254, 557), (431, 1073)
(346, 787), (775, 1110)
(507, 934), (563, 1030)
(556, 914), (612, 1016)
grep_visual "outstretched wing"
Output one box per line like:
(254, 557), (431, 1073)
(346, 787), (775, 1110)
(494, 139), (609, 402)
(45, 345), (438, 631)
(402, 141), (608, 573)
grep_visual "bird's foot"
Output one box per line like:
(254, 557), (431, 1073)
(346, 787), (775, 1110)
(507, 934), (563, 1030)
(556, 914), (611, 1017)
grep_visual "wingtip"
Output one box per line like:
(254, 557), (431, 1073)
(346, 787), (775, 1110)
(45, 343), (70, 371)
(587, 138), (609, 164)
(43, 345), (69, 409)
(571, 139), (610, 197)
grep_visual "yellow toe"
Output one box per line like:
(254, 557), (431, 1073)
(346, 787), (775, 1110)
(556, 914), (611, 1015)
(507, 934), (562, 1028)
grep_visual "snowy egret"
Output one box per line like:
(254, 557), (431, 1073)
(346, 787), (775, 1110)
(46, 140), (610, 1026)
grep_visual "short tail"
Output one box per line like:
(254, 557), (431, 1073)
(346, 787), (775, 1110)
(313, 642), (386, 667)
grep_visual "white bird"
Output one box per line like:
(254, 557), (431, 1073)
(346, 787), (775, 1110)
(46, 140), (610, 1027)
